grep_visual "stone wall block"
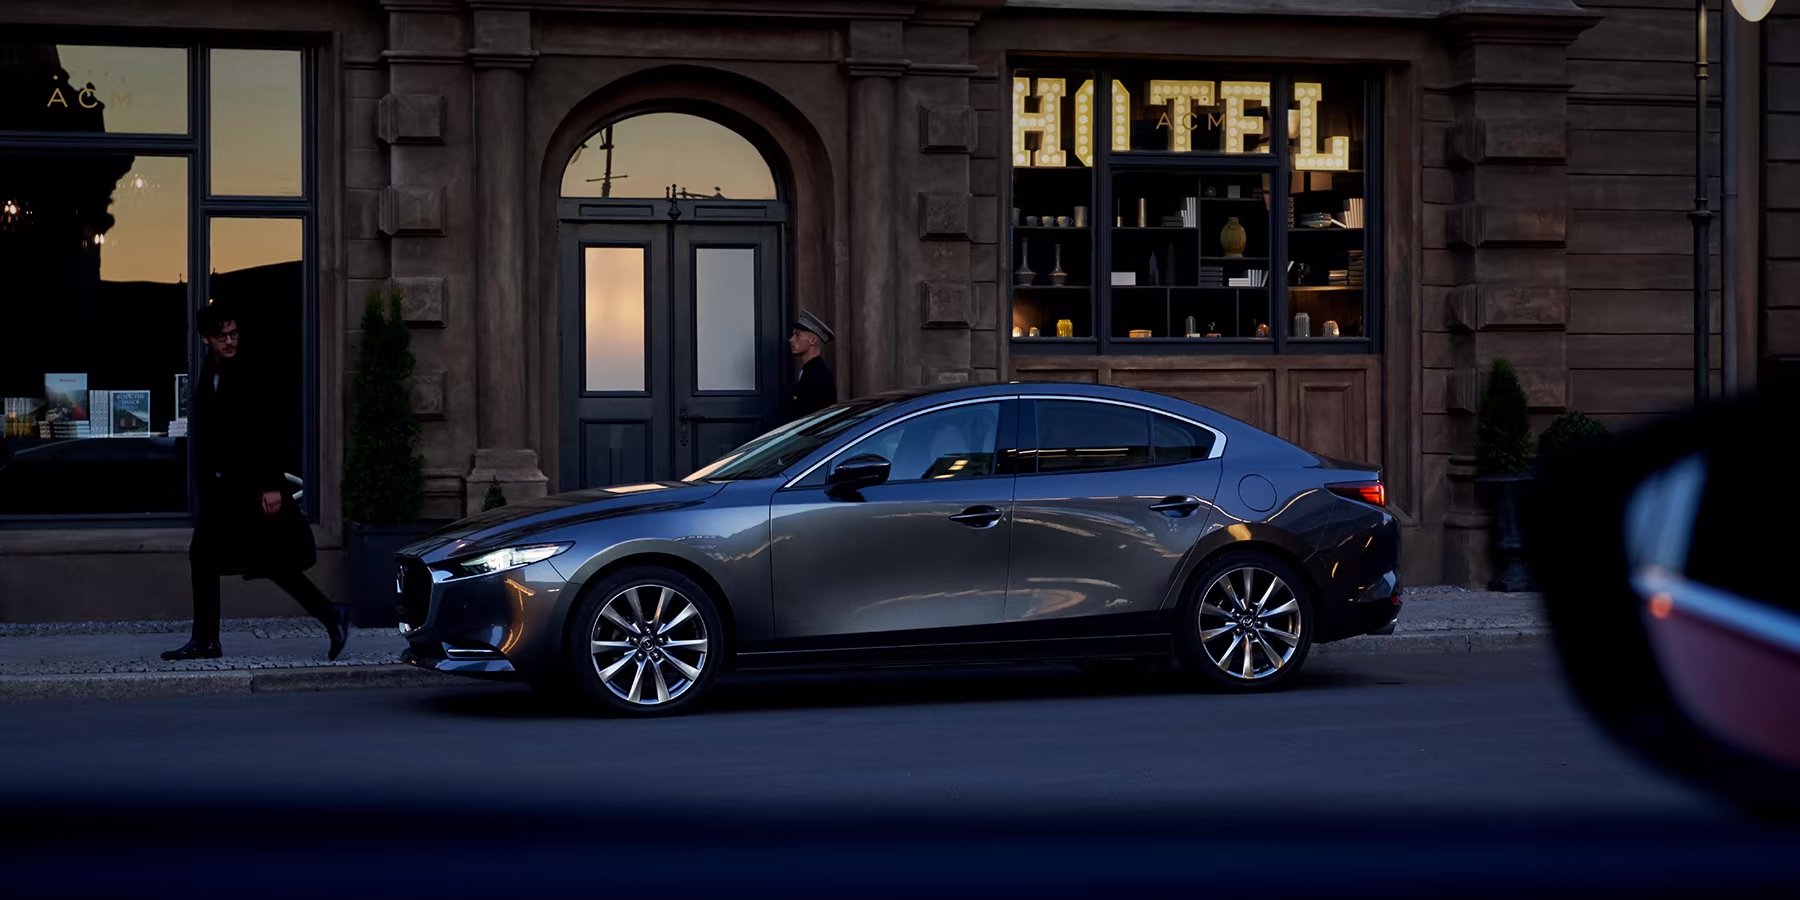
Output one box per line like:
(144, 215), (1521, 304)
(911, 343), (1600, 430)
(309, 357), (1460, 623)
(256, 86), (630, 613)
(920, 279), (972, 328)
(1448, 285), (1567, 330)
(377, 94), (447, 145)
(380, 185), (446, 236)
(920, 103), (976, 154)
(1445, 202), (1566, 248)
(1446, 119), (1566, 166)
(922, 366), (972, 385)
(408, 369), (448, 420)
(391, 276), (448, 327)
(918, 191), (971, 239)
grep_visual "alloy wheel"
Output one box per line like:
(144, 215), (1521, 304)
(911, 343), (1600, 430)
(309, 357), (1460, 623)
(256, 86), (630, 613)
(589, 583), (710, 706)
(1196, 566), (1303, 681)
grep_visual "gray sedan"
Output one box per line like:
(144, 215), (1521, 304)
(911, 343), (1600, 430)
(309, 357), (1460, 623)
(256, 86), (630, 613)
(397, 383), (1401, 715)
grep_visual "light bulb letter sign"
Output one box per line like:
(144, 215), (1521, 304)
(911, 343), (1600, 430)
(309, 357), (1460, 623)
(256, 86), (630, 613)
(1074, 80), (1131, 166)
(1220, 81), (1271, 155)
(1012, 77), (1068, 167)
(1292, 82), (1349, 171)
(1148, 81), (1215, 153)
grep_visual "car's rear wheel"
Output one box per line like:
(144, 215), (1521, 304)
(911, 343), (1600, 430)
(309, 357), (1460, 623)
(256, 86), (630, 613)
(1174, 551), (1314, 691)
(562, 566), (725, 717)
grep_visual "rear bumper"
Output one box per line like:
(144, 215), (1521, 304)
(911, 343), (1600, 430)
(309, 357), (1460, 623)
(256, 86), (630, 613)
(1318, 569), (1404, 642)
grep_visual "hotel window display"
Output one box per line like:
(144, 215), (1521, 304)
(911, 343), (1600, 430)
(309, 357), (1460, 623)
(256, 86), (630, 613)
(0, 39), (314, 520)
(1009, 63), (1373, 353)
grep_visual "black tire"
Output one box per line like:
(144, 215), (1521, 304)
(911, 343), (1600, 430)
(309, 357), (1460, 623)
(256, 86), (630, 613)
(560, 566), (727, 717)
(1173, 550), (1314, 692)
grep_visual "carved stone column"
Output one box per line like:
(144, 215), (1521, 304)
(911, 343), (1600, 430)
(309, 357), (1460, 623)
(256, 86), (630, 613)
(465, 8), (546, 509)
(1437, 4), (1597, 586)
(846, 21), (907, 396)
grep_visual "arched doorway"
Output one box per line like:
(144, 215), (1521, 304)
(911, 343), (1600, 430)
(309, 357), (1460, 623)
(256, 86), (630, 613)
(556, 111), (788, 487)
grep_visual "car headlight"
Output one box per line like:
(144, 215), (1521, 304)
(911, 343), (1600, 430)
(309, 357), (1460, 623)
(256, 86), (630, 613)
(452, 543), (571, 578)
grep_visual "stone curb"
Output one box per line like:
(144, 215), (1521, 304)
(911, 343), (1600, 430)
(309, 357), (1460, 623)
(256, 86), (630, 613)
(1315, 629), (1552, 655)
(0, 665), (452, 704)
(0, 628), (1554, 703)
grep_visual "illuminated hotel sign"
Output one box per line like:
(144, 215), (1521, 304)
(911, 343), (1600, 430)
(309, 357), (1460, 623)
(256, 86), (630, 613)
(1013, 76), (1349, 171)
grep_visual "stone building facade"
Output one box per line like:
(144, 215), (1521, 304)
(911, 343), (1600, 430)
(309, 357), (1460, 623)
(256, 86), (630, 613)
(0, 0), (1794, 621)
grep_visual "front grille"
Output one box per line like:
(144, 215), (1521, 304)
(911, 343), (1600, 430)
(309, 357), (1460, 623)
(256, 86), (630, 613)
(397, 559), (433, 628)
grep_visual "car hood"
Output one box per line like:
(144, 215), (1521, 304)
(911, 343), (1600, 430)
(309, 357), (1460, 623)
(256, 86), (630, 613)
(400, 480), (728, 561)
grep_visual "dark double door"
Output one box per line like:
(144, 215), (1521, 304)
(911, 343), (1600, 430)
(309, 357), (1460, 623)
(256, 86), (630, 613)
(559, 216), (785, 488)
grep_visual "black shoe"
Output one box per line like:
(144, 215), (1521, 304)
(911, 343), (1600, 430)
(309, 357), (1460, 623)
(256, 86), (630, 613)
(161, 639), (223, 661)
(327, 605), (351, 661)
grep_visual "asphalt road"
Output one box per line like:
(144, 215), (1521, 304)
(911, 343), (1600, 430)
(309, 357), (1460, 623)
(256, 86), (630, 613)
(6, 649), (1797, 896)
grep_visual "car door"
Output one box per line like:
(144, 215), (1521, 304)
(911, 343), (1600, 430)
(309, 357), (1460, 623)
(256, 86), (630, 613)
(1004, 397), (1224, 628)
(769, 399), (1018, 639)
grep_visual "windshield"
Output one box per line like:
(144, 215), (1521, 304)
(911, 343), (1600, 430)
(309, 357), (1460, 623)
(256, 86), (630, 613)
(684, 397), (904, 482)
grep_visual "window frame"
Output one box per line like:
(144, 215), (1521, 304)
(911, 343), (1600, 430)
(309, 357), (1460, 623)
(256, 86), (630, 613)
(0, 31), (318, 527)
(1006, 59), (1383, 358)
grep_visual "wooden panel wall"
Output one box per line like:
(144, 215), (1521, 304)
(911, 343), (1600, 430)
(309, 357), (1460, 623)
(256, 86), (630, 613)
(1010, 355), (1382, 467)
(1565, 0), (1725, 433)
(1767, 10), (1800, 360)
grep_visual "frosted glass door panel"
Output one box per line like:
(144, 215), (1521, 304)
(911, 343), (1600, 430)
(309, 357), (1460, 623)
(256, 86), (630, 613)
(694, 247), (757, 392)
(584, 246), (647, 392)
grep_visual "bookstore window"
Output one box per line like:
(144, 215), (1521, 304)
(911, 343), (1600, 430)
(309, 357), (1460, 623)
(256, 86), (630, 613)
(1009, 63), (1374, 354)
(0, 40), (312, 520)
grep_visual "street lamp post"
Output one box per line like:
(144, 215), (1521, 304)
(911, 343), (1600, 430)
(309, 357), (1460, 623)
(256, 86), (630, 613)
(1724, 3), (1776, 399)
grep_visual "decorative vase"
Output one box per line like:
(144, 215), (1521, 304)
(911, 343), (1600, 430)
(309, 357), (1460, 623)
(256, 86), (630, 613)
(1146, 252), (1160, 287)
(1051, 244), (1068, 286)
(1184, 316), (1198, 338)
(1293, 310), (1311, 338)
(1056, 318), (1074, 338)
(1220, 217), (1248, 257)
(1014, 239), (1035, 286)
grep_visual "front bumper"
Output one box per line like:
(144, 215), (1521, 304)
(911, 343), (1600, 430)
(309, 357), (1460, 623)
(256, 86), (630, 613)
(395, 556), (571, 682)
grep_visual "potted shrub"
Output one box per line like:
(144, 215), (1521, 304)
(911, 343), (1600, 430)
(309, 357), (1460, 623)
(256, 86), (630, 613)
(342, 287), (431, 626)
(1537, 410), (1608, 468)
(1475, 358), (1535, 592)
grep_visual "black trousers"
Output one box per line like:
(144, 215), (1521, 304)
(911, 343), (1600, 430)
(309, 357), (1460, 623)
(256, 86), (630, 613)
(188, 565), (335, 643)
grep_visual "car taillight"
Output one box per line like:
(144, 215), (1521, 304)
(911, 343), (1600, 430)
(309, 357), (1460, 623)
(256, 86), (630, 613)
(1328, 481), (1385, 507)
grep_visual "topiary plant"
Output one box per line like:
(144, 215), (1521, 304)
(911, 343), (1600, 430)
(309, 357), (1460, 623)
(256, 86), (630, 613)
(1476, 358), (1532, 476)
(343, 287), (425, 524)
(482, 477), (507, 512)
(1537, 411), (1608, 464)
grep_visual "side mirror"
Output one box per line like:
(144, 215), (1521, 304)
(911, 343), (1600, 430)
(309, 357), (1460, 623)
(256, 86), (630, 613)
(827, 454), (890, 494)
(1526, 388), (1800, 818)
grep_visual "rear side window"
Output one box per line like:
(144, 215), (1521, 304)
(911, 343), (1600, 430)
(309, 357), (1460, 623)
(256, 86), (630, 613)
(1152, 414), (1217, 463)
(1033, 401), (1151, 473)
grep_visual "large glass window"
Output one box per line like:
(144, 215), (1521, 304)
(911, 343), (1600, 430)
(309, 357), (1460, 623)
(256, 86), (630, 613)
(1, 39), (313, 522)
(1009, 63), (1374, 354)
(561, 113), (777, 201)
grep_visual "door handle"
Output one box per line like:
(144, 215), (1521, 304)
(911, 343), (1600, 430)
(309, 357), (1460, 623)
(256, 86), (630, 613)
(949, 505), (1005, 529)
(1149, 495), (1203, 517)
(678, 405), (697, 447)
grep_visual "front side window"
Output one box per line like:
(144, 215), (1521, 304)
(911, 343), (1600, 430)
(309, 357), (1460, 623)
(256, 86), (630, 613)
(842, 403), (1002, 483)
(1031, 400), (1151, 474)
(1, 39), (313, 521)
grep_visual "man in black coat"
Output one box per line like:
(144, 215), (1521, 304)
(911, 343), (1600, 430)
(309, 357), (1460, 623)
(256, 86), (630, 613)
(780, 309), (838, 424)
(162, 302), (350, 661)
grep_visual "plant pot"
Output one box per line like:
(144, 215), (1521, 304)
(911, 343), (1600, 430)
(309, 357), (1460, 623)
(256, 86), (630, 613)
(345, 520), (443, 626)
(1475, 472), (1536, 592)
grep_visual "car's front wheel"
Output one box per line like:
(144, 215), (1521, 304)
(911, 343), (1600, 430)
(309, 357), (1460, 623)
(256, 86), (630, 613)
(562, 566), (725, 716)
(1174, 551), (1314, 691)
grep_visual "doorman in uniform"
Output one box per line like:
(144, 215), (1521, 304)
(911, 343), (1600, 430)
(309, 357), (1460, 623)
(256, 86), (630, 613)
(781, 309), (837, 424)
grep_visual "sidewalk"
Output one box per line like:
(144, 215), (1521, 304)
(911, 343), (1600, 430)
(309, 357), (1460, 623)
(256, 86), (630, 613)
(0, 587), (1549, 702)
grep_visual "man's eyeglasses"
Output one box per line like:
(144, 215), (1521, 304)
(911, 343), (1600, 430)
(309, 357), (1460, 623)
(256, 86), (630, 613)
(205, 330), (240, 342)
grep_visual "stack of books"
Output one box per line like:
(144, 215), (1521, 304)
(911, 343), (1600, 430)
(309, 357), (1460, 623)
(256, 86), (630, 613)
(1347, 250), (1365, 288)
(1343, 198), (1366, 229)
(168, 418), (189, 438)
(51, 420), (92, 439)
(2, 398), (39, 438)
(1227, 270), (1269, 288)
(1197, 266), (1225, 287)
(1329, 269), (1351, 286)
